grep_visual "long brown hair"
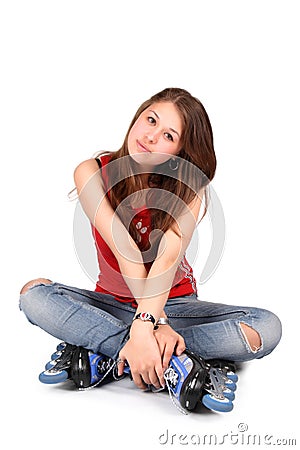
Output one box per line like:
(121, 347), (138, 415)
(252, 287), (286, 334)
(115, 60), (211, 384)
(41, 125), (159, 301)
(102, 88), (216, 258)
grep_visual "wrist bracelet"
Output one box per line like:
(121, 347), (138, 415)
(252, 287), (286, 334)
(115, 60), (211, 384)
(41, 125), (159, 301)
(133, 312), (156, 326)
(156, 317), (170, 326)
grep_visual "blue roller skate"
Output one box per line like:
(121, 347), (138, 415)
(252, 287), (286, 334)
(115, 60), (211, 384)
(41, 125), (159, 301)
(39, 344), (238, 413)
(39, 342), (116, 389)
(164, 350), (208, 412)
(163, 350), (238, 413)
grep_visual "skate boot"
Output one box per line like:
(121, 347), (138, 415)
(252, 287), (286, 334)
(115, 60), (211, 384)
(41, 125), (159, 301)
(39, 342), (116, 389)
(164, 350), (238, 413)
(70, 346), (116, 389)
(163, 349), (209, 412)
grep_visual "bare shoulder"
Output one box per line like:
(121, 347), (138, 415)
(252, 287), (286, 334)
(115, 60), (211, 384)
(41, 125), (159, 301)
(74, 158), (100, 177)
(73, 158), (102, 192)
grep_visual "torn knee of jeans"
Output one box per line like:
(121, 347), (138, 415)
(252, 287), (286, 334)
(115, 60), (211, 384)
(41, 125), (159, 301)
(20, 278), (53, 295)
(240, 322), (262, 353)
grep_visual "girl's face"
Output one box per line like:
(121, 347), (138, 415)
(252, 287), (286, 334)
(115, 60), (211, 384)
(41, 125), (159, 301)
(127, 101), (183, 167)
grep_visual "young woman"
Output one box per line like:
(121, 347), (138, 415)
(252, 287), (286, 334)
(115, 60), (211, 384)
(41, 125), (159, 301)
(19, 88), (282, 413)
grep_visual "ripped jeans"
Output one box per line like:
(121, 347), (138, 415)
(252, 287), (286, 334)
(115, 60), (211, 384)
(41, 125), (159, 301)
(19, 281), (282, 362)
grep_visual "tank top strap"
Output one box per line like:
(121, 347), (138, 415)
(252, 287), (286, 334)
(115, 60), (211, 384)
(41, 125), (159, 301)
(95, 157), (102, 169)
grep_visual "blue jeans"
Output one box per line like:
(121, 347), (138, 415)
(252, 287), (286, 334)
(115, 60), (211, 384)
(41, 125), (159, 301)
(19, 281), (282, 362)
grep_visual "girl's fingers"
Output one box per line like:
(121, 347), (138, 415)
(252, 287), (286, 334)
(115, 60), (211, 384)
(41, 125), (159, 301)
(175, 336), (186, 356)
(117, 358), (125, 377)
(162, 345), (173, 371)
(131, 370), (148, 390)
(117, 349), (127, 376)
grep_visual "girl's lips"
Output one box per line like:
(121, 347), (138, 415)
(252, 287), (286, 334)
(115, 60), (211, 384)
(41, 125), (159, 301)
(137, 140), (151, 153)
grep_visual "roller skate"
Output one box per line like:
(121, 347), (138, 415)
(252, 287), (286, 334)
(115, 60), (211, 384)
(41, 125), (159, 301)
(39, 342), (117, 389)
(163, 350), (238, 413)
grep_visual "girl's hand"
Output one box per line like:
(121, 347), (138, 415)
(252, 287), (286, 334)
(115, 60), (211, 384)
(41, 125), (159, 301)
(154, 325), (186, 371)
(118, 321), (165, 390)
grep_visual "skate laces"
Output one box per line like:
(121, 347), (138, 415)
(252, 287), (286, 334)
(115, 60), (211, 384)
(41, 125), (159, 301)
(164, 366), (178, 388)
(98, 358), (115, 374)
(164, 367), (189, 415)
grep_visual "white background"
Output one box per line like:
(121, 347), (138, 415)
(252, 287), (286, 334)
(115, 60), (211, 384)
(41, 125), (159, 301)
(1, 1), (299, 448)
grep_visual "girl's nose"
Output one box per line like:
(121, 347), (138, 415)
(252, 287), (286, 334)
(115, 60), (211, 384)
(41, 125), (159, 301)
(145, 131), (158, 143)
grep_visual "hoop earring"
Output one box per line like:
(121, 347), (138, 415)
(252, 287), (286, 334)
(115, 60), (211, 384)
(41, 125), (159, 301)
(169, 157), (179, 171)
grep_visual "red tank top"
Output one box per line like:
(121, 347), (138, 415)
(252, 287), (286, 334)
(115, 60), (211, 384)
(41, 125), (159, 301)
(93, 154), (197, 307)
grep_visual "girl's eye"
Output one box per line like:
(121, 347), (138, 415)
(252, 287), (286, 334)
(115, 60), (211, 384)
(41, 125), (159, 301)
(147, 116), (156, 124)
(165, 132), (173, 141)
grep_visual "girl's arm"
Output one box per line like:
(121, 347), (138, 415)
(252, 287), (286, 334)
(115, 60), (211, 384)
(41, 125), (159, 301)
(136, 190), (203, 316)
(74, 158), (148, 297)
(119, 193), (203, 389)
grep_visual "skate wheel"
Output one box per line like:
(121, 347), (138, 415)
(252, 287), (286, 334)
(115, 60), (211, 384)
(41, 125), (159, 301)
(39, 369), (69, 384)
(56, 342), (66, 352)
(202, 394), (233, 412)
(223, 388), (235, 401)
(51, 351), (62, 360)
(225, 379), (237, 391)
(226, 371), (238, 382)
(45, 360), (56, 370)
